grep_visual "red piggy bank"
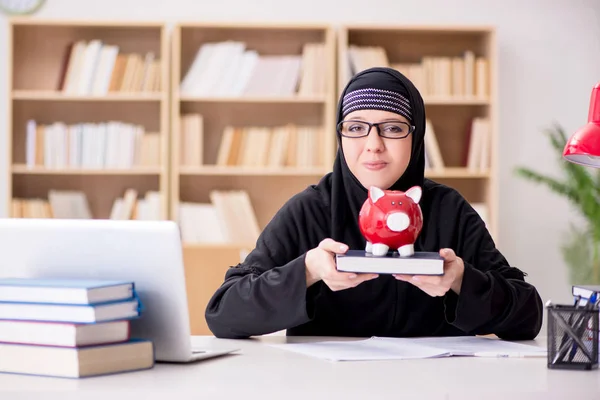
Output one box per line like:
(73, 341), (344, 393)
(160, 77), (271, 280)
(358, 185), (423, 257)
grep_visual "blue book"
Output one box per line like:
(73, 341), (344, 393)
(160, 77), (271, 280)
(0, 297), (141, 324)
(336, 250), (444, 275)
(0, 277), (134, 305)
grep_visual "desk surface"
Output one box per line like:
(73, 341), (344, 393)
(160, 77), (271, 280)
(1, 335), (599, 400)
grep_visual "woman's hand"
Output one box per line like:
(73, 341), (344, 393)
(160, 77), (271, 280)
(305, 238), (378, 290)
(393, 248), (465, 296)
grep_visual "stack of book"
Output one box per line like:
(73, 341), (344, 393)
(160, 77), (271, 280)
(0, 278), (154, 378)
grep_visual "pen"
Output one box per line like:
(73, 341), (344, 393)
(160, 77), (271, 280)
(552, 295), (582, 364)
(567, 292), (598, 362)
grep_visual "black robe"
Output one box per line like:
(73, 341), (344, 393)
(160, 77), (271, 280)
(204, 67), (543, 341)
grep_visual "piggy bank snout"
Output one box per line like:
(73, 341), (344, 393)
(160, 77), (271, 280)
(386, 212), (410, 232)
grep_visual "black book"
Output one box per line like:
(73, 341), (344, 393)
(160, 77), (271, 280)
(336, 250), (444, 275)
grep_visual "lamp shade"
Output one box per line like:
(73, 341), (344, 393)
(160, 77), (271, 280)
(563, 82), (600, 168)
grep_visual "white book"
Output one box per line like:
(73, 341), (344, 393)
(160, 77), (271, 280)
(77, 40), (103, 95)
(25, 119), (36, 167)
(90, 45), (119, 95)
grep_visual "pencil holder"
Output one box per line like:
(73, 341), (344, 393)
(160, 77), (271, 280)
(547, 303), (599, 370)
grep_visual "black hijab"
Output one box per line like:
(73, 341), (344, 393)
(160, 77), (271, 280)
(329, 67), (427, 249)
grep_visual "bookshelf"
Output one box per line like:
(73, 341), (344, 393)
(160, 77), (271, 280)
(7, 19), (170, 220)
(338, 25), (499, 240)
(171, 22), (336, 334)
(170, 22), (337, 241)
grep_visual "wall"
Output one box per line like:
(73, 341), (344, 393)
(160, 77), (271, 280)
(1, 0), (599, 306)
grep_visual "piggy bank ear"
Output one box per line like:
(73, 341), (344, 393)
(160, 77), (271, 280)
(369, 186), (385, 203)
(405, 186), (422, 204)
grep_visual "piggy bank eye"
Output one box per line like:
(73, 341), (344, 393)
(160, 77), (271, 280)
(399, 201), (402, 206)
(391, 201), (395, 205)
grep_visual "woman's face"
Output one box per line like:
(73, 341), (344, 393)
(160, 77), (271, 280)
(340, 109), (413, 190)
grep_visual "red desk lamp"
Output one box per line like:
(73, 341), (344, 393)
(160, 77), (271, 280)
(563, 82), (600, 167)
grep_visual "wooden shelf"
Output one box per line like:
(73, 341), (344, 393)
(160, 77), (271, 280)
(8, 20), (170, 220)
(12, 90), (163, 102)
(178, 166), (329, 176)
(171, 22), (337, 234)
(338, 24), (498, 240)
(424, 96), (489, 105)
(183, 242), (254, 250)
(425, 168), (489, 179)
(179, 95), (327, 104)
(12, 165), (162, 175)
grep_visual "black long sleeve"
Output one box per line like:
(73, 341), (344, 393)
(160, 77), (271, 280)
(440, 192), (543, 340)
(205, 190), (325, 339)
(205, 179), (544, 340)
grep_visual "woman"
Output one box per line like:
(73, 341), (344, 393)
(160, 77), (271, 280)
(205, 67), (543, 340)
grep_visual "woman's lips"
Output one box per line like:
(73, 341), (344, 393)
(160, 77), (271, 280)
(363, 161), (388, 171)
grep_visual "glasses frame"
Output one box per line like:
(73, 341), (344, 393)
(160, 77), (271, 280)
(337, 119), (415, 139)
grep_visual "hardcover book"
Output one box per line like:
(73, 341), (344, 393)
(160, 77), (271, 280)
(336, 250), (444, 275)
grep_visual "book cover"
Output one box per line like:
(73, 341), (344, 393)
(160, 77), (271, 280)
(572, 285), (600, 300)
(0, 278), (134, 305)
(336, 250), (444, 275)
(0, 319), (131, 347)
(0, 338), (154, 378)
(0, 298), (141, 324)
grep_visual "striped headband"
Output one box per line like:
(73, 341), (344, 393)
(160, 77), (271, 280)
(341, 87), (412, 122)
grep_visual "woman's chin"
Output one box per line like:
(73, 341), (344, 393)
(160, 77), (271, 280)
(357, 174), (395, 190)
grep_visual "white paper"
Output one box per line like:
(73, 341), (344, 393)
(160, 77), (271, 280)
(378, 336), (547, 357)
(270, 336), (546, 361)
(270, 338), (449, 361)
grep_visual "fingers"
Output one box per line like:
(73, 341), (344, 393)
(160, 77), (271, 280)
(393, 274), (447, 297)
(325, 273), (379, 291)
(318, 238), (349, 254)
(393, 274), (442, 286)
(440, 248), (456, 261)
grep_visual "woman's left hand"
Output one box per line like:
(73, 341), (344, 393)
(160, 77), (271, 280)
(393, 248), (465, 296)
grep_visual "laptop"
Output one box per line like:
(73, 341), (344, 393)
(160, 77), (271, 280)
(0, 218), (239, 363)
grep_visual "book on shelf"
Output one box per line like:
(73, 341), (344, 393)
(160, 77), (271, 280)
(465, 117), (491, 171)
(348, 45), (488, 98)
(180, 41), (327, 97)
(180, 114), (204, 166)
(336, 250), (444, 275)
(109, 189), (162, 221)
(179, 189), (260, 246)
(58, 39), (161, 95)
(423, 118), (490, 172)
(424, 119), (444, 170)
(11, 189), (162, 220)
(25, 119), (161, 170)
(214, 123), (324, 168)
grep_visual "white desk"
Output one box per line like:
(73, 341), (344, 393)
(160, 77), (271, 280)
(0, 336), (598, 400)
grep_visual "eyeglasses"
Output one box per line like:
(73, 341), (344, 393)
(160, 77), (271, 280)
(337, 120), (415, 139)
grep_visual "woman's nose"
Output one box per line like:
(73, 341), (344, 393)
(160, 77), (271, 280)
(365, 126), (385, 152)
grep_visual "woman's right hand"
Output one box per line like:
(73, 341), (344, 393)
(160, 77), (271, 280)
(305, 238), (378, 290)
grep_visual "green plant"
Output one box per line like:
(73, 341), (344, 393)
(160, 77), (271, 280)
(514, 123), (600, 284)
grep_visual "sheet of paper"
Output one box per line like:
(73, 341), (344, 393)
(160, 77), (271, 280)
(269, 338), (450, 361)
(375, 336), (547, 357)
(269, 336), (547, 361)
